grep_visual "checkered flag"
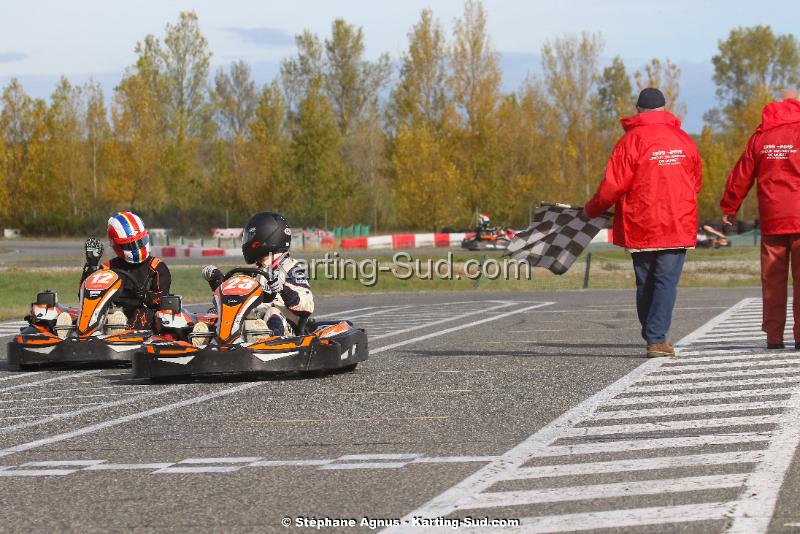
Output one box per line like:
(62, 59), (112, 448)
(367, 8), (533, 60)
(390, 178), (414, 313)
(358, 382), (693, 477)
(505, 203), (611, 275)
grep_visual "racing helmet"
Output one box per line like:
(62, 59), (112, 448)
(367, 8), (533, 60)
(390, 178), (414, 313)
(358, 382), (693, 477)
(478, 213), (491, 225)
(107, 211), (150, 264)
(241, 211), (292, 264)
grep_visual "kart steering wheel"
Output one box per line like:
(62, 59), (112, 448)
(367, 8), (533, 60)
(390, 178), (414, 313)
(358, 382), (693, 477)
(223, 267), (272, 280)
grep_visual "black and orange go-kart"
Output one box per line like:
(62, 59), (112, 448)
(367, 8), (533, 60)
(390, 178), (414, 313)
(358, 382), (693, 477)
(132, 268), (368, 380)
(7, 268), (195, 371)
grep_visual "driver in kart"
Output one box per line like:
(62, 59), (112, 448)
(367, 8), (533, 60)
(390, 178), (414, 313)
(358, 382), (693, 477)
(79, 211), (172, 329)
(198, 211), (314, 338)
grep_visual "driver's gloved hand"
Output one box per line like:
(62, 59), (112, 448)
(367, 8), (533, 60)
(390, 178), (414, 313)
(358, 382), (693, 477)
(85, 238), (104, 266)
(202, 265), (223, 290)
(266, 272), (284, 295)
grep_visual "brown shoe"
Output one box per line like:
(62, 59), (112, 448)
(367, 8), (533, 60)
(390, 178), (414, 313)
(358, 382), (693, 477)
(646, 342), (675, 358)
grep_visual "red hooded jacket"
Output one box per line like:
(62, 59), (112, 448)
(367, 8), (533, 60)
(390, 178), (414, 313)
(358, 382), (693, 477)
(585, 111), (702, 249)
(720, 99), (800, 235)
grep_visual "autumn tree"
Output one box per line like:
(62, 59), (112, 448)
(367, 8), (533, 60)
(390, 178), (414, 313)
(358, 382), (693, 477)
(635, 58), (686, 118)
(240, 82), (289, 216)
(541, 32), (604, 201)
(214, 60), (257, 138)
(46, 77), (89, 221)
(84, 81), (109, 203)
(450, 0), (503, 216)
(388, 9), (464, 229)
(597, 56), (634, 127)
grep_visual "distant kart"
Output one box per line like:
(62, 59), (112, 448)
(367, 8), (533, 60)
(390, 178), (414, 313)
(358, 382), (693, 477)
(697, 225), (732, 249)
(461, 227), (517, 251)
(132, 268), (368, 380)
(6, 269), (190, 370)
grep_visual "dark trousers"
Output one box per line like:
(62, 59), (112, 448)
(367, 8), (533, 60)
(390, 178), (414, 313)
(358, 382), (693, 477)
(632, 249), (686, 344)
(760, 233), (800, 344)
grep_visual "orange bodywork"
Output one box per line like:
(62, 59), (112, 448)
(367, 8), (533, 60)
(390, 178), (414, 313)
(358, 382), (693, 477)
(77, 272), (122, 336)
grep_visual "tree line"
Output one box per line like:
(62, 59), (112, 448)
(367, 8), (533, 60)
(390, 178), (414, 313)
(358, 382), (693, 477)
(0, 3), (798, 234)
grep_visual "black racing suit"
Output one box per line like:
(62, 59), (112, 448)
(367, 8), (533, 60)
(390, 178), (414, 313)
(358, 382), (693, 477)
(80, 256), (171, 329)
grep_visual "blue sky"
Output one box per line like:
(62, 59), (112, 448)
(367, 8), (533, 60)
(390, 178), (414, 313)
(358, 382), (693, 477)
(1, 0), (798, 132)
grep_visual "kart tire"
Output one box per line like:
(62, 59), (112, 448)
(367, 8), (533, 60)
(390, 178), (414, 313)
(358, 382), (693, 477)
(331, 363), (358, 374)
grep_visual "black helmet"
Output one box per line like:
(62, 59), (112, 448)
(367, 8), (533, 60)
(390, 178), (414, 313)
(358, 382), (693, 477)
(241, 212), (292, 264)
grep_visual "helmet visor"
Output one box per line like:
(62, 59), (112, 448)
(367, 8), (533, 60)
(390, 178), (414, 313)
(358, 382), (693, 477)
(116, 234), (150, 252)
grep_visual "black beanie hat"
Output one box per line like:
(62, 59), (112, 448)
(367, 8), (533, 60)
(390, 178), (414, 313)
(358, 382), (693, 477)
(637, 88), (666, 109)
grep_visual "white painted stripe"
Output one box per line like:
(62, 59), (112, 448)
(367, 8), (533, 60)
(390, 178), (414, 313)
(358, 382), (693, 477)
(628, 376), (800, 392)
(314, 306), (376, 319)
(459, 503), (734, 534)
(370, 301), (517, 340)
(320, 462), (408, 470)
(0, 382), (260, 459)
(84, 463), (173, 470)
(248, 459), (330, 467)
(673, 353), (798, 363)
(0, 391), (145, 404)
(371, 302), (554, 355)
(675, 298), (755, 349)
(591, 400), (788, 420)
(0, 402), (104, 412)
(606, 388), (794, 405)
(412, 456), (499, 463)
(21, 460), (105, 467)
(0, 370), (100, 393)
(662, 358), (800, 370)
(508, 451), (762, 480)
(463, 474), (746, 508)
(0, 373), (37, 382)
(386, 356), (668, 523)
(179, 457), (261, 464)
(726, 370), (800, 532)
(563, 414), (780, 437)
(154, 466), (240, 474)
(642, 367), (800, 381)
(0, 386), (186, 434)
(0, 469), (76, 477)
(516, 434), (768, 460)
(336, 453), (421, 461)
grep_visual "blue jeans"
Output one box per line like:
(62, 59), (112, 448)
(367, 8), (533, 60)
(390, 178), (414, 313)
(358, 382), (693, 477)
(631, 250), (686, 344)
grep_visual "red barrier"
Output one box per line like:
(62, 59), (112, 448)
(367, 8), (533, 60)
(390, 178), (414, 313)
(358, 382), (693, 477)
(392, 234), (415, 248)
(159, 246), (177, 258)
(434, 233), (451, 247)
(340, 237), (368, 249)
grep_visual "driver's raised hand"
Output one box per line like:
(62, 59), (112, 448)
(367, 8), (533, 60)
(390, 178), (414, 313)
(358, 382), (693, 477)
(202, 264), (224, 290)
(84, 237), (104, 266)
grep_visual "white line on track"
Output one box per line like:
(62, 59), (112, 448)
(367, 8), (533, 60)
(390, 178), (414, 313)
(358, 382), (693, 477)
(0, 373), (37, 382)
(0, 301), (551, 458)
(371, 302), (553, 355)
(384, 297), (800, 533)
(0, 370), (101, 393)
(369, 301), (517, 340)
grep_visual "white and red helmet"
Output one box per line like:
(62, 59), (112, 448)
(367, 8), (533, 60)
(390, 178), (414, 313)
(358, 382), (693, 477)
(107, 211), (150, 264)
(478, 213), (491, 225)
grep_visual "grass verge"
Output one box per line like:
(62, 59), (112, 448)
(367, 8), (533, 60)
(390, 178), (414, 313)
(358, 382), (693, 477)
(0, 246), (764, 321)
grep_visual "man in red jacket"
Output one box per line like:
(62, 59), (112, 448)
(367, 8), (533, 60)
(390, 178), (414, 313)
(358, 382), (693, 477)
(721, 90), (800, 349)
(583, 88), (703, 357)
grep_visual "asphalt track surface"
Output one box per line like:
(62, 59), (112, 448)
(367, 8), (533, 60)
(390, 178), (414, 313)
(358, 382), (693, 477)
(6, 287), (800, 532)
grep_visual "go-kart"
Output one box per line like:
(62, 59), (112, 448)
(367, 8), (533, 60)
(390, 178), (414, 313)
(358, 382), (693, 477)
(132, 268), (368, 380)
(7, 268), (192, 370)
(461, 226), (517, 251)
(697, 225), (732, 249)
